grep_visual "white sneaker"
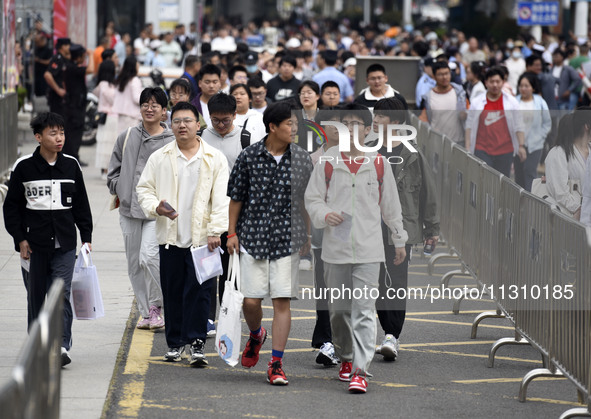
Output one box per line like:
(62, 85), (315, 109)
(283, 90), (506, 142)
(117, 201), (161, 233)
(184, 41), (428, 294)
(164, 346), (185, 362)
(380, 334), (399, 361)
(61, 347), (71, 367)
(315, 342), (339, 366)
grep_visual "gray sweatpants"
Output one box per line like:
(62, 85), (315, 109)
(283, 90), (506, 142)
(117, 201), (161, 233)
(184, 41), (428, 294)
(324, 262), (379, 374)
(119, 214), (163, 318)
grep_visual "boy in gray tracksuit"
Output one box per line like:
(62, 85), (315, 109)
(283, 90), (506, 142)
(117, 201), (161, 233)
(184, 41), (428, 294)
(304, 103), (408, 393)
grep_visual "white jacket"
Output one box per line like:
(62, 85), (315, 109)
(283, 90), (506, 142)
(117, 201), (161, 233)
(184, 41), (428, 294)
(466, 91), (524, 155)
(304, 147), (408, 264)
(136, 139), (229, 247)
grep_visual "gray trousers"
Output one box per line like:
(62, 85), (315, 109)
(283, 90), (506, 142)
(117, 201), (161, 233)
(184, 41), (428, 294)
(119, 214), (163, 318)
(324, 262), (379, 374)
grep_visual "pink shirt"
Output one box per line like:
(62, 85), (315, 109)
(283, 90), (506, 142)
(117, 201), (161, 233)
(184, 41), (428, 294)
(112, 76), (142, 119)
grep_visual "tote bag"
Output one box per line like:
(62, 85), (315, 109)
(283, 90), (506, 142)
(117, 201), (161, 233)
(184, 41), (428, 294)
(70, 244), (105, 320)
(215, 253), (244, 366)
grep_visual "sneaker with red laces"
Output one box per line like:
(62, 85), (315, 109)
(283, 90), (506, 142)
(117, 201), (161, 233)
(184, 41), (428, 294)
(241, 327), (267, 368)
(149, 306), (165, 330)
(338, 361), (353, 382)
(267, 360), (289, 385)
(348, 369), (368, 393)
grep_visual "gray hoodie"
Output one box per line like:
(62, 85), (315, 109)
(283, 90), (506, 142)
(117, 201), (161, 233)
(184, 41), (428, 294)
(107, 122), (175, 219)
(200, 125), (243, 172)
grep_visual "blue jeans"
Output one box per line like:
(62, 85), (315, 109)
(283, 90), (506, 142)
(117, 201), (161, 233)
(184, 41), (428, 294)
(474, 149), (514, 177)
(29, 248), (76, 350)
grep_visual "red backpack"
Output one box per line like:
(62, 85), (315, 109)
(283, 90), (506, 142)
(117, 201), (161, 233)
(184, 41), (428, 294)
(324, 154), (385, 204)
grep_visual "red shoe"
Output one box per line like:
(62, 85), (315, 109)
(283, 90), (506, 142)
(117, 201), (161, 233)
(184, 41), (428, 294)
(241, 327), (267, 368)
(338, 361), (353, 382)
(348, 369), (368, 393)
(267, 360), (289, 385)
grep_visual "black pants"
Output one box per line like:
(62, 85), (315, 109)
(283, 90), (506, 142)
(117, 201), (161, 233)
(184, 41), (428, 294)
(376, 241), (412, 339)
(208, 232), (229, 320)
(29, 248), (76, 350)
(63, 107), (85, 160)
(160, 245), (212, 347)
(311, 248), (332, 348)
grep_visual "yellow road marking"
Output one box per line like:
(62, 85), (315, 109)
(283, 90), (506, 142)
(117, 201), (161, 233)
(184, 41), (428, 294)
(516, 397), (582, 406)
(405, 317), (513, 330)
(453, 377), (567, 384)
(402, 341), (495, 348)
(123, 329), (155, 375)
(405, 347), (540, 364)
(406, 310), (486, 315)
(261, 316), (316, 321)
(119, 380), (145, 417)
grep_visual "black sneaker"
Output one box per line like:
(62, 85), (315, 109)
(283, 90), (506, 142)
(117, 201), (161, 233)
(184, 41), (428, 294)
(61, 347), (71, 367)
(189, 339), (208, 367)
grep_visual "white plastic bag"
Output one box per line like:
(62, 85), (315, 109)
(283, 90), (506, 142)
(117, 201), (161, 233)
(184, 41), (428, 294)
(215, 252), (244, 366)
(190, 245), (224, 285)
(70, 244), (105, 320)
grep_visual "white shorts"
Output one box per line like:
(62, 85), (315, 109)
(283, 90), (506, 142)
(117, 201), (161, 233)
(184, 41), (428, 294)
(240, 251), (300, 299)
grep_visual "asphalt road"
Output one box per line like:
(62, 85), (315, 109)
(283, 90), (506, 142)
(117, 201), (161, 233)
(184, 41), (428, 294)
(102, 253), (580, 419)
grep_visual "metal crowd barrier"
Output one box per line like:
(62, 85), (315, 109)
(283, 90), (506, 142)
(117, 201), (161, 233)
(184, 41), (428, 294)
(420, 118), (591, 416)
(0, 93), (19, 180)
(0, 280), (63, 419)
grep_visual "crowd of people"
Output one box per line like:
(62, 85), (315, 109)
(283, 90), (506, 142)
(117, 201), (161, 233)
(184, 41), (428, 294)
(5, 15), (591, 395)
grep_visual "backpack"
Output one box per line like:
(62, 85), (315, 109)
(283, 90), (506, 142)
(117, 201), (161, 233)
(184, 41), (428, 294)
(324, 154), (385, 204)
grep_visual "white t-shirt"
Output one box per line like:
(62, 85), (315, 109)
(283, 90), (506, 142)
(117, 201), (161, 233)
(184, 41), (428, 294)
(176, 143), (203, 248)
(518, 99), (536, 134)
(234, 110), (267, 144)
(552, 66), (562, 98)
(429, 88), (464, 143)
(200, 100), (211, 127)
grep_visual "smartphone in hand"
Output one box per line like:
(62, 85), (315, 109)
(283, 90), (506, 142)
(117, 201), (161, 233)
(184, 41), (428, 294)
(161, 201), (177, 217)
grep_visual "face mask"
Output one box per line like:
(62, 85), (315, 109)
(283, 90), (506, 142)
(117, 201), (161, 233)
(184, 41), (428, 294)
(512, 51), (522, 59)
(246, 64), (258, 73)
(430, 44), (437, 51)
(507, 43), (514, 49)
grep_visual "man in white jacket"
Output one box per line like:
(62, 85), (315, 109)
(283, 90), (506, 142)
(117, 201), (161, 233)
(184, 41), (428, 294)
(137, 102), (229, 367)
(305, 103), (408, 393)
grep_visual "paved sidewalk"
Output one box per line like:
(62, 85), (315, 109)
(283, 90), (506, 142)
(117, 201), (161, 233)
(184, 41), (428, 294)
(0, 130), (134, 419)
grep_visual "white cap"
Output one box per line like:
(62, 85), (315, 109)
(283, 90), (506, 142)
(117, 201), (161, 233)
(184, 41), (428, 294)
(343, 57), (357, 68)
(285, 38), (301, 48)
(150, 39), (162, 50)
(425, 32), (438, 42)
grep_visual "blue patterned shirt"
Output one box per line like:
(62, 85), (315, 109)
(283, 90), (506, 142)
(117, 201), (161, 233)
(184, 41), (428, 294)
(228, 136), (313, 260)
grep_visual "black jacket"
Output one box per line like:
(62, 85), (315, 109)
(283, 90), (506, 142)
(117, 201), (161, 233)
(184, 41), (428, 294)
(3, 147), (93, 252)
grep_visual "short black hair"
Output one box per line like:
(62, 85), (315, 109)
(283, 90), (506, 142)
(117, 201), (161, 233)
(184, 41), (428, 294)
(247, 77), (267, 89)
(101, 49), (115, 60)
(470, 60), (487, 82)
(321, 50), (338, 66)
(315, 106), (341, 124)
(373, 97), (409, 124)
(339, 103), (372, 127)
(279, 54), (297, 68)
(484, 66), (505, 81)
(199, 63), (221, 79)
(185, 55), (199, 68)
(139, 87), (168, 108)
(230, 83), (252, 100)
(207, 92), (237, 115)
(228, 65), (247, 81)
(30, 112), (65, 135)
(412, 40), (429, 57)
(321, 81), (340, 93)
(366, 63), (386, 77)
(263, 101), (294, 133)
(170, 101), (200, 121)
(432, 61), (450, 76)
(517, 72), (541, 95)
(170, 78), (192, 97)
(552, 48), (566, 59)
(525, 54), (543, 67)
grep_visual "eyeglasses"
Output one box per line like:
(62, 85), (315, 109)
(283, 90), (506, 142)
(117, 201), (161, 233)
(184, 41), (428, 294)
(322, 93), (339, 98)
(251, 91), (266, 97)
(170, 92), (188, 99)
(211, 117), (232, 126)
(368, 76), (385, 82)
(141, 103), (162, 110)
(299, 90), (316, 97)
(172, 117), (197, 125)
(341, 120), (364, 128)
